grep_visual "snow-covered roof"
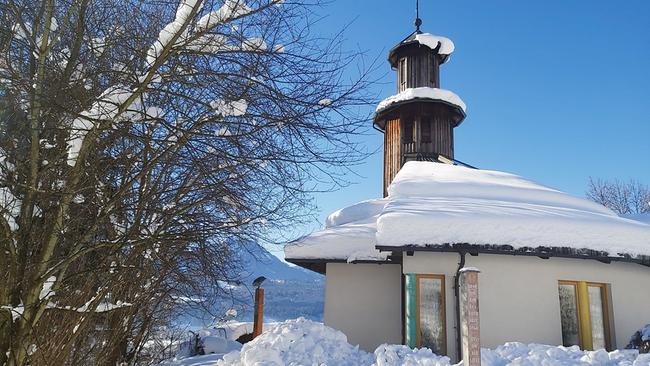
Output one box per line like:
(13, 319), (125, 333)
(388, 32), (455, 66)
(285, 199), (387, 263)
(375, 87), (466, 115)
(623, 213), (650, 225)
(414, 33), (455, 55)
(285, 162), (650, 264)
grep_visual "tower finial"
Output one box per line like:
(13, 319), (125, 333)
(415, 0), (422, 32)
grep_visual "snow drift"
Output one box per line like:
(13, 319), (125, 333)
(217, 317), (373, 366)
(180, 318), (650, 366)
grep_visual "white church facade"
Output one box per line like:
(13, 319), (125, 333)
(284, 22), (650, 361)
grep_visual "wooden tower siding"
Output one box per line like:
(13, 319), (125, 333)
(383, 118), (401, 197)
(396, 46), (440, 92)
(382, 104), (456, 197)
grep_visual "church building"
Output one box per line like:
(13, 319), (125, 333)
(284, 17), (650, 361)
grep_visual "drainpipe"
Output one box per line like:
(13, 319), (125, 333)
(454, 251), (466, 363)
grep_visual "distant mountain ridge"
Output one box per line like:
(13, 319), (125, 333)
(182, 242), (324, 327)
(235, 241), (324, 322)
(237, 241), (321, 283)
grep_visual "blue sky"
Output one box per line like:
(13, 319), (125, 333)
(270, 0), (650, 257)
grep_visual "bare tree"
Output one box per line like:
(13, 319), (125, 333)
(587, 178), (650, 215)
(0, 0), (373, 364)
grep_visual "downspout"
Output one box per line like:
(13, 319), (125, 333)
(454, 251), (466, 363)
(400, 258), (406, 345)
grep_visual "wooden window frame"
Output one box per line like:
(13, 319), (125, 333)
(399, 58), (407, 88)
(415, 274), (447, 355)
(558, 280), (613, 351)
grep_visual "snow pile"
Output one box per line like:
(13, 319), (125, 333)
(201, 336), (241, 355)
(375, 87), (466, 114)
(167, 319), (650, 366)
(413, 33), (455, 56)
(212, 321), (278, 342)
(285, 161), (650, 263)
(642, 325), (650, 342)
(480, 342), (649, 366)
(373, 345), (450, 366)
(217, 317), (374, 366)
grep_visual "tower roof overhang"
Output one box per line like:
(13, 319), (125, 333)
(388, 31), (454, 68)
(373, 95), (466, 131)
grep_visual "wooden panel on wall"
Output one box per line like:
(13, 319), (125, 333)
(396, 48), (440, 93)
(383, 118), (401, 197)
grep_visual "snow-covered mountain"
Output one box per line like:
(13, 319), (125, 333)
(236, 240), (321, 283)
(181, 242), (324, 327)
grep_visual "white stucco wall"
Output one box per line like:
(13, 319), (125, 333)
(324, 263), (402, 351)
(403, 252), (650, 360)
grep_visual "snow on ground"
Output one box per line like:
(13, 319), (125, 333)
(166, 318), (650, 366)
(375, 87), (466, 114)
(164, 354), (227, 366)
(374, 345), (450, 366)
(642, 325), (650, 342)
(285, 161), (650, 263)
(217, 318), (373, 366)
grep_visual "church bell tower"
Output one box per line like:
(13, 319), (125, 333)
(374, 11), (467, 196)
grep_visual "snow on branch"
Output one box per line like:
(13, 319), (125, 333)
(147, 0), (204, 66)
(196, 0), (251, 31)
(48, 296), (132, 313)
(67, 86), (133, 166)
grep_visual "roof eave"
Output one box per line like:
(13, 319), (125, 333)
(285, 257), (395, 274)
(387, 40), (451, 68)
(375, 243), (650, 268)
(373, 98), (467, 130)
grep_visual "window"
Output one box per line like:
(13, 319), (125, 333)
(399, 58), (407, 87)
(558, 281), (613, 350)
(402, 119), (414, 143)
(405, 274), (447, 355)
(421, 118), (432, 143)
(430, 54), (438, 85)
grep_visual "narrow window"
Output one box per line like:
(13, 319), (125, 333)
(405, 274), (447, 355)
(421, 117), (432, 143)
(402, 119), (414, 143)
(558, 283), (581, 347)
(558, 281), (613, 350)
(430, 54), (437, 85)
(399, 58), (407, 87)
(588, 284), (609, 350)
